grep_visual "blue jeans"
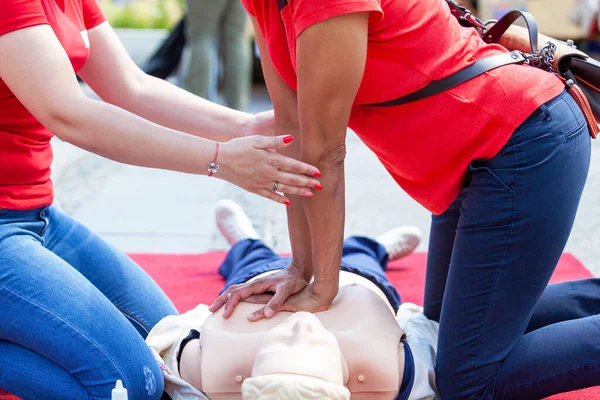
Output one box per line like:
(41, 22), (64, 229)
(219, 236), (402, 313)
(425, 90), (598, 399)
(0, 205), (178, 400)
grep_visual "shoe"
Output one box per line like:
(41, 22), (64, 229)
(376, 226), (422, 261)
(215, 199), (261, 245)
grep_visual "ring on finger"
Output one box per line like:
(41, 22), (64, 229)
(272, 181), (280, 192)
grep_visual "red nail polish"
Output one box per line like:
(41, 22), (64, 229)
(313, 172), (322, 178)
(283, 135), (294, 144)
(284, 200), (291, 206)
(314, 184), (323, 191)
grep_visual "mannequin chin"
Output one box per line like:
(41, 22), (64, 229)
(180, 271), (406, 400)
(241, 374), (351, 400)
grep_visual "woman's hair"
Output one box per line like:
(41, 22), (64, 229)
(241, 374), (351, 400)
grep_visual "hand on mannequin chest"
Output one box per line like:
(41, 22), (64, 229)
(182, 271), (406, 399)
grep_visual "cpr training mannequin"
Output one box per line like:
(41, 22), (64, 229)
(146, 200), (439, 400)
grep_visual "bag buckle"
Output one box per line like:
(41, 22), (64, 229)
(521, 42), (557, 72)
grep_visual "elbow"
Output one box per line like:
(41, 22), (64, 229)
(97, 68), (146, 109)
(41, 99), (87, 143)
(301, 142), (347, 170)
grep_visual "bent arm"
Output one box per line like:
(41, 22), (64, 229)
(296, 12), (369, 301)
(0, 25), (218, 174)
(78, 22), (253, 142)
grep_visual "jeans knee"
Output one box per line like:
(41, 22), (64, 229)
(436, 360), (497, 400)
(436, 359), (472, 400)
(118, 355), (164, 400)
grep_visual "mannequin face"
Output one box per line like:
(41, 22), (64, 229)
(252, 312), (347, 385)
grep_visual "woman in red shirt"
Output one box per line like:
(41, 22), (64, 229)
(210, 0), (600, 398)
(0, 0), (322, 399)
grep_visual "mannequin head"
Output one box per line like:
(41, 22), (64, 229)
(242, 312), (351, 399)
(251, 312), (348, 383)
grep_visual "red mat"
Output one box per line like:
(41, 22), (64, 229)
(1, 252), (596, 399)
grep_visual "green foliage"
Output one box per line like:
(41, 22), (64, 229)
(99, 0), (185, 30)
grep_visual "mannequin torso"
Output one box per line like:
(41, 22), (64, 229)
(180, 271), (406, 399)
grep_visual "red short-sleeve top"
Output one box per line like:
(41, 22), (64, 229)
(0, 0), (105, 210)
(243, 0), (564, 214)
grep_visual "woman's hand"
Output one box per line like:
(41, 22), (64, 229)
(209, 265), (309, 318)
(246, 283), (336, 322)
(242, 110), (276, 137)
(218, 135), (322, 205)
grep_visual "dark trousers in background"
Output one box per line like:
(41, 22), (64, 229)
(218, 236), (402, 313)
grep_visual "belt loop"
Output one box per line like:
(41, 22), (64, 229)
(539, 104), (552, 122)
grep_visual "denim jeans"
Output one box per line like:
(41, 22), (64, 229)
(424, 90), (598, 399)
(0, 205), (178, 400)
(219, 236), (402, 312)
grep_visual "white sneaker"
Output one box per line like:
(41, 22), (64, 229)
(215, 199), (261, 245)
(376, 226), (422, 261)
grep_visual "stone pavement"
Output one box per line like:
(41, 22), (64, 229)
(51, 86), (600, 276)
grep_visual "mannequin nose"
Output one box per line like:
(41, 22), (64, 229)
(290, 312), (320, 335)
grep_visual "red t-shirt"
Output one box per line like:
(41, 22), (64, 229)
(0, 0), (105, 210)
(243, 0), (564, 214)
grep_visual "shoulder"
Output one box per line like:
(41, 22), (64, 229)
(0, 0), (48, 37)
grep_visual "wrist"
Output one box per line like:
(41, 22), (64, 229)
(213, 140), (233, 179)
(310, 279), (339, 304)
(289, 259), (312, 281)
(237, 113), (254, 138)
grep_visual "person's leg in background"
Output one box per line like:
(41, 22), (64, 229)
(221, 0), (252, 111)
(0, 209), (163, 399)
(340, 227), (421, 312)
(184, 0), (227, 99)
(215, 200), (285, 291)
(433, 91), (598, 400)
(215, 199), (422, 302)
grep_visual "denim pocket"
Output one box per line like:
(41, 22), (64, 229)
(468, 160), (515, 193)
(548, 94), (586, 142)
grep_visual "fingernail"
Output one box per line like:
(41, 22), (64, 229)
(304, 191), (314, 197)
(283, 135), (294, 144)
(313, 172), (322, 178)
(248, 313), (256, 320)
(314, 184), (323, 191)
(284, 200), (291, 206)
(265, 307), (274, 318)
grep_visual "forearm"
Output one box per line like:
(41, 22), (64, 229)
(50, 96), (216, 174)
(497, 25), (556, 53)
(293, 12), (369, 302)
(118, 74), (250, 142)
(297, 98), (349, 295)
(301, 153), (345, 298)
(278, 123), (314, 281)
